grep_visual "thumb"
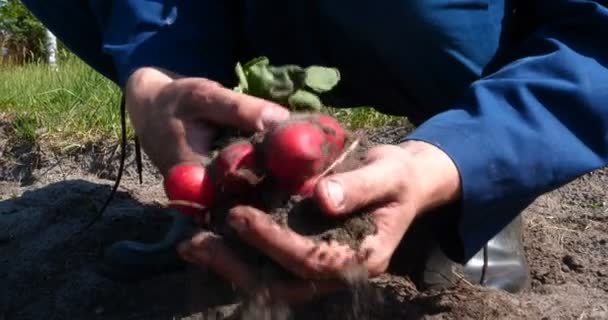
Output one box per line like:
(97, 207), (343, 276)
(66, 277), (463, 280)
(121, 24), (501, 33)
(314, 151), (405, 216)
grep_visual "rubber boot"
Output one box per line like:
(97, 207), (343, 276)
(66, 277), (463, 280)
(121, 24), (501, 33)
(388, 210), (530, 293)
(421, 214), (530, 293)
(97, 209), (193, 282)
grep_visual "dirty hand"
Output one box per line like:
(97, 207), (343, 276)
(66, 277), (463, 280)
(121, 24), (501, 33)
(177, 140), (461, 303)
(124, 67), (290, 176)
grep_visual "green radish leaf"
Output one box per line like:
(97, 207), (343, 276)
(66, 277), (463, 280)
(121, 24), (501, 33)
(288, 90), (322, 110)
(246, 62), (296, 101)
(277, 65), (307, 88)
(232, 56), (340, 111)
(266, 69), (295, 101)
(234, 57), (270, 93)
(304, 66), (341, 93)
(246, 60), (278, 98)
(266, 65), (305, 101)
(234, 62), (248, 93)
(243, 56), (270, 70)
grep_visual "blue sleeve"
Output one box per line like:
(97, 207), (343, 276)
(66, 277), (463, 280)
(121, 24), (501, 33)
(98, 0), (238, 86)
(404, 0), (608, 262)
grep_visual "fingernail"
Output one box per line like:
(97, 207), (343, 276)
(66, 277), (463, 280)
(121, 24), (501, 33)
(260, 106), (289, 129)
(325, 179), (344, 210)
(229, 216), (249, 233)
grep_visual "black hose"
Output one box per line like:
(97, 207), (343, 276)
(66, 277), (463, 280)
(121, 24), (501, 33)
(81, 92), (127, 231)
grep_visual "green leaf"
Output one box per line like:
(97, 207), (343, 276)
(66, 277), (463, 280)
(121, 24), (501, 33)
(232, 57), (341, 109)
(266, 68), (296, 101)
(304, 66), (341, 93)
(243, 56), (270, 70)
(233, 62), (248, 93)
(288, 90), (322, 110)
(246, 60), (294, 100)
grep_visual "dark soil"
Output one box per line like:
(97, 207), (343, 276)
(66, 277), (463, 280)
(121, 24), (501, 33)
(204, 117), (378, 287)
(207, 115), (377, 251)
(268, 195), (376, 248)
(1, 122), (607, 320)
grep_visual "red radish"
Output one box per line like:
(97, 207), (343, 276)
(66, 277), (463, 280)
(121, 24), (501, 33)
(264, 120), (327, 187)
(164, 163), (214, 215)
(213, 141), (257, 179)
(209, 141), (258, 194)
(316, 114), (346, 154)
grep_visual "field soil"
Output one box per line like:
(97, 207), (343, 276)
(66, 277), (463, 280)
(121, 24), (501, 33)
(1, 123), (607, 320)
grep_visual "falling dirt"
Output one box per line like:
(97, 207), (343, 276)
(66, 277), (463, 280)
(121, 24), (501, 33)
(1, 123), (607, 320)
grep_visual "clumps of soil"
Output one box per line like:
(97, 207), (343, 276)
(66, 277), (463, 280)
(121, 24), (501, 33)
(267, 195), (376, 249)
(213, 132), (374, 243)
(203, 119), (378, 285)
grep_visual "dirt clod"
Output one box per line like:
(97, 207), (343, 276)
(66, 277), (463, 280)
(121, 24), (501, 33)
(563, 255), (585, 272)
(204, 121), (378, 291)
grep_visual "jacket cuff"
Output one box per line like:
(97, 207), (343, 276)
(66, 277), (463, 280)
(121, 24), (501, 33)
(402, 110), (532, 262)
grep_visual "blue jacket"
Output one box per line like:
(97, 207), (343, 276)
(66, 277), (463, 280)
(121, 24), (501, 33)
(23, 0), (608, 262)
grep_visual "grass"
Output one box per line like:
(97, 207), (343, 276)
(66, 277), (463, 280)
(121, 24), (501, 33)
(0, 55), (404, 147)
(326, 106), (406, 130)
(0, 55), (124, 145)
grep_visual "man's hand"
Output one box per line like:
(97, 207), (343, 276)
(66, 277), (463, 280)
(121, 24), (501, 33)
(124, 67), (290, 176)
(177, 140), (461, 303)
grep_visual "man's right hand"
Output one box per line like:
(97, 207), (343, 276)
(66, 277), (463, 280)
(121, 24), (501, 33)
(124, 67), (290, 176)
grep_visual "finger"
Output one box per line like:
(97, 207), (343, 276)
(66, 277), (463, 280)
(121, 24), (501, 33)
(227, 206), (359, 279)
(358, 204), (417, 276)
(358, 232), (392, 277)
(183, 79), (290, 132)
(177, 231), (257, 292)
(314, 146), (407, 216)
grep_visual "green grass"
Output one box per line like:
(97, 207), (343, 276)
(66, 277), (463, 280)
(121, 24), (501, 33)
(0, 56), (403, 147)
(0, 55), (124, 144)
(324, 106), (405, 130)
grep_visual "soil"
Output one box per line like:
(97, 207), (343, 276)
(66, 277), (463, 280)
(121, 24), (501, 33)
(207, 124), (377, 252)
(204, 116), (378, 285)
(1, 121), (607, 320)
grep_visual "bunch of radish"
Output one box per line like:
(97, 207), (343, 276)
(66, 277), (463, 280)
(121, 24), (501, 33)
(163, 113), (348, 217)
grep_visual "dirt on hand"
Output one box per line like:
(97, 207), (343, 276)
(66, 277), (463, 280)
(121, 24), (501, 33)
(1, 121), (607, 320)
(203, 116), (378, 289)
